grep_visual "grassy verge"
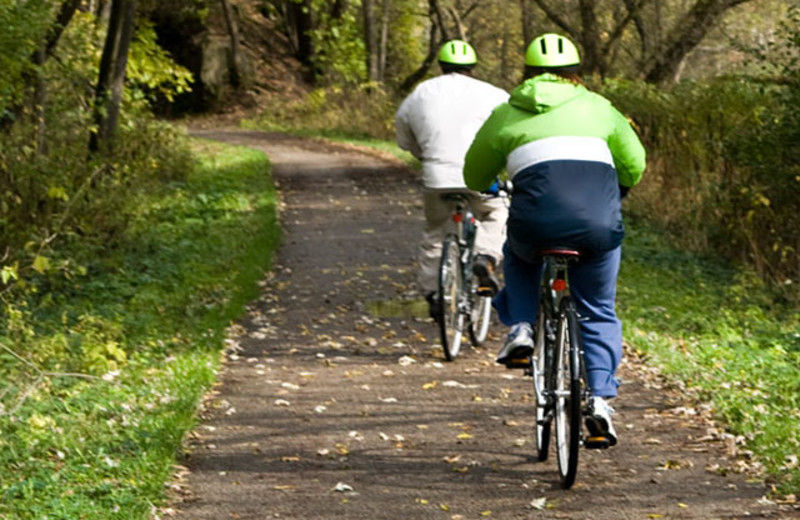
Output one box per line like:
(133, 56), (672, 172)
(324, 135), (800, 496)
(618, 217), (800, 495)
(0, 140), (280, 519)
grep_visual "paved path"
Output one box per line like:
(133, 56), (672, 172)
(171, 130), (796, 520)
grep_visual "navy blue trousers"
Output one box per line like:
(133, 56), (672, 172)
(493, 243), (622, 398)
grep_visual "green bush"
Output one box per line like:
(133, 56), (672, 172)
(248, 83), (397, 140)
(600, 77), (799, 303)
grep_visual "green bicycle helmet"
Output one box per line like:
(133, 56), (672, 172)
(525, 33), (580, 68)
(438, 39), (478, 66)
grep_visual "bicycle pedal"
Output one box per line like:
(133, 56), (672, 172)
(584, 436), (611, 449)
(476, 287), (494, 296)
(503, 359), (530, 369)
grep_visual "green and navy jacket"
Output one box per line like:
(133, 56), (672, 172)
(463, 73), (646, 259)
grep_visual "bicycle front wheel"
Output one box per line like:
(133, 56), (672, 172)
(554, 296), (582, 489)
(467, 288), (492, 346)
(438, 234), (464, 361)
(532, 305), (551, 462)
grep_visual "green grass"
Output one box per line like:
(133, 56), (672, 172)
(618, 217), (800, 494)
(0, 140), (280, 519)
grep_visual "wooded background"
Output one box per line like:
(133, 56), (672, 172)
(0, 0), (798, 311)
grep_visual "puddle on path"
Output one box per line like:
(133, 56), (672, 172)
(367, 298), (428, 319)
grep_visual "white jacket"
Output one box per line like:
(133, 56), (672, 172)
(395, 73), (508, 189)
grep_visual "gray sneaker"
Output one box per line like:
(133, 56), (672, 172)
(495, 322), (534, 366)
(585, 396), (618, 446)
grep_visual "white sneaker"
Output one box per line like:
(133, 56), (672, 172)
(495, 322), (534, 366)
(586, 396), (618, 446)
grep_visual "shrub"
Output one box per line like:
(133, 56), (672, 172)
(600, 78), (799, 303)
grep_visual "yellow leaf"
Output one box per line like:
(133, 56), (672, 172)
(647, 515), (664, 519)
(422, 381), (438, 390)
(481, 511), (492, 516)
(335, 444), (349, 455)
(32, 255), (50, 274)
(439, 504), (450, 511)
(678, 503), (688, 508)
(457, 433), (473, 440)
(47, 186), (69, 201)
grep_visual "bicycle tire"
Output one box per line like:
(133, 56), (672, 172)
(532, 306), (551, 462)
(467, 289), (492, 346)
(554, 296), (582, 489)
(438, 234), (464, 361)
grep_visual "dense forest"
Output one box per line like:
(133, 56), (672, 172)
(0, 0), (798, 515)
(1, 0), (797, 312)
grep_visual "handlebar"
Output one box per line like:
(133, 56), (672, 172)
(481, 178), (512, 197)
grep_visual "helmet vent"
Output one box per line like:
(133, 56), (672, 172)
(540, 39), (547, 54)
(558, 38), (564, 53)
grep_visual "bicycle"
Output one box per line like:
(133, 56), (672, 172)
(526, 248), (610, 489)
(434, 192), (495, 361)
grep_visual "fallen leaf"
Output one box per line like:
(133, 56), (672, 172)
(333, 482), (353, 492)
(398, 356), (416, 366)
(530, 497), (546, 510)
(335, 444), (349, 455)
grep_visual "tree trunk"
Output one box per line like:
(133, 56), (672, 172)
(378, 0), (389, 81)
(363, 0), (379, 81)
(292, 0), (315, 67)
(220, 0), (241, 87)
(399, 10), (439, 93)
(89, 0), (135, 154)
(1, 0), (82, 133)
(520, 0), (536, 48)
(643, 0), (754, 84)
(578, 0), (602, 75)
(430, 0), (450, 41)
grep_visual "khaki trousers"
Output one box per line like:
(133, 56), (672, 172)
(417, 189), (509, 294)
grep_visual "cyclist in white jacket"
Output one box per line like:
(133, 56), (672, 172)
(395, 40), (509, 319)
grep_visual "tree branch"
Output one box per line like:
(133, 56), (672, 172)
(531, 0), (578, 39)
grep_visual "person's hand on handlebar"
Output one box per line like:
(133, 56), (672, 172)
(481, 178), (512, 196)
(482, 180), (500, 195)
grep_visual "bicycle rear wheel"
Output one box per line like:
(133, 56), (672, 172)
(532, 306), (551, 462)
(438, 234), (464, 361)
(467, 286), (492, 346)
(554, 296), (582, 489)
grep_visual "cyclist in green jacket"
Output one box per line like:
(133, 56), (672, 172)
(463, 34), (646, 446)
